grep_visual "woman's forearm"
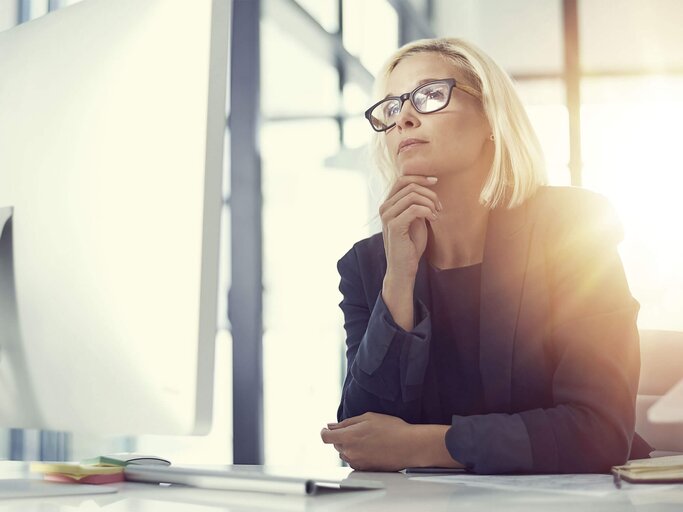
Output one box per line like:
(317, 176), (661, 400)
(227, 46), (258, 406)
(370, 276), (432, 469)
(410, 424), (464, 469)
(382, 271), (416, 331)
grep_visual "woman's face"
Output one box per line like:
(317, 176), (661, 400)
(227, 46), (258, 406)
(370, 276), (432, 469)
(383, 52), (493, 180)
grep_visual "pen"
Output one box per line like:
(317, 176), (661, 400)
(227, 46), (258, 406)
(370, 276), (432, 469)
(612, 469), (622, 489)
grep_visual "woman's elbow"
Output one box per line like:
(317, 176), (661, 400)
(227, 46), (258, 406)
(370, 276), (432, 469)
(567, 422), (632, 473)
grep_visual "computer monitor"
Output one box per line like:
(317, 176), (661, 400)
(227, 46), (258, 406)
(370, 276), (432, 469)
(0, 0), (229, 436)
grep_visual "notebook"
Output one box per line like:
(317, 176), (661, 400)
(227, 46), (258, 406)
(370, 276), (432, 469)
(611, 455), (683, 486)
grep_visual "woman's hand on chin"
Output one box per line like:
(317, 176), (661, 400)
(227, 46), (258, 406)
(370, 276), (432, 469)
(380, 174), (441, 279)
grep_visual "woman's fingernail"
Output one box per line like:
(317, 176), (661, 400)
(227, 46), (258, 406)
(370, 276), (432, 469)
(438, 200), (443, 211)
(427, 177), (438, 184)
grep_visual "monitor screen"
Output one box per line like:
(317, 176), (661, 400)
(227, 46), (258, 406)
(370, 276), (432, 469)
(0, 0), (229, 435)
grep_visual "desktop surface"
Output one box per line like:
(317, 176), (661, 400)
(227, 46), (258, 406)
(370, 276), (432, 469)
(1, 462), (682, 511)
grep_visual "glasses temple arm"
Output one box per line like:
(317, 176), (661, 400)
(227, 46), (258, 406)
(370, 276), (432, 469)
(456, 83), (482, 99)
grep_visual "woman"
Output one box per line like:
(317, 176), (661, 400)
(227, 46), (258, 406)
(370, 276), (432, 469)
(320, 38), (650, 474)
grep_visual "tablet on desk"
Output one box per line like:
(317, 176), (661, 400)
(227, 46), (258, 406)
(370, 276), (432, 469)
(404, 467), (467, 475)
(124, 465), (384, 496)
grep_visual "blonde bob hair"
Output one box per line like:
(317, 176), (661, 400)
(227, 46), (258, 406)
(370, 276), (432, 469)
(371, 37), (546, 209)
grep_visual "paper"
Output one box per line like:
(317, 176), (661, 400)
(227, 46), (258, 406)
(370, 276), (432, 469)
(409, 473), (678, 497)
(30, 462), (124, 477)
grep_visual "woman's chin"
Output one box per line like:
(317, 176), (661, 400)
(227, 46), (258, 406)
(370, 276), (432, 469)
(399, 167), (434, 178)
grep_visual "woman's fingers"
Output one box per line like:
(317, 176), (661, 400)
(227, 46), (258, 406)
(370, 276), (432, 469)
(321, 413), (375, 446)
(384, 175), (438, 203)
(321, 424), (356, 444)
(327, 414), (368, 430)
(323, 413), (408, 471)
(388, 204), (436, 233)
(380, 180), (441, 218)
(382, 191), (439, 225)
(320, 427), (340, 444)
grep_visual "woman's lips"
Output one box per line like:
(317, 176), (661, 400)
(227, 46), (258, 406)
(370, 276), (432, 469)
(398, 138), (427, 154)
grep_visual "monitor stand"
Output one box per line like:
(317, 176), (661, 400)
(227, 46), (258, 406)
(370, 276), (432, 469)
(0, 207), (10, 232)
(0, 208), (117, 499)
(0, 207), (42, 432)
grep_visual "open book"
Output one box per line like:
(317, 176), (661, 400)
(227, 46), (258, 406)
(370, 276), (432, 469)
(612, 455), (683, 487)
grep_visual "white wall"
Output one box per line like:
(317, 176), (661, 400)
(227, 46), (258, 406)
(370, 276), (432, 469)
(581, 0), (683, 72)
(433, 0), (563, 75)
(434, 0), (683, 75)
(0, 0), (17, 32)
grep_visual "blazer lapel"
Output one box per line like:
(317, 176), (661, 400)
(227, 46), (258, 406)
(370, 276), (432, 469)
(480, 201), (533, 413)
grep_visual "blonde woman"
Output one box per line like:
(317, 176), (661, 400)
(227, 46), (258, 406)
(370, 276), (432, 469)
(320, 38), (650, 473)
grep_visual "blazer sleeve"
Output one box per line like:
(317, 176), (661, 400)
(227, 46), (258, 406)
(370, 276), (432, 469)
(445, 191), (641, 474)
(336, 243), (432, 423)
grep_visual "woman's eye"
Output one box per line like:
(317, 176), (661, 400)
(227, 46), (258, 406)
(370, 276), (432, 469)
(384, 102), (400, 118)
(424, 89), (445, 100)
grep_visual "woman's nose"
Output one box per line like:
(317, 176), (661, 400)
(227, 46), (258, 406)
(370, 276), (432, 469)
(395, 101), (421, 130)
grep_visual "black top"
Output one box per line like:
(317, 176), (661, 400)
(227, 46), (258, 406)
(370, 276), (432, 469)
(428, 262), (485, 424)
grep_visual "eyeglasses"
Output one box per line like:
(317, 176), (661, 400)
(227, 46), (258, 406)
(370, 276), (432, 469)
(364, 78), (481, 132)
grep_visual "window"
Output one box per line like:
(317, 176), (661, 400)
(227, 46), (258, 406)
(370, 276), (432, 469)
(581, 76), (683, 330)
(516, 80), (571, 186)
(293, 0), (338, 33)
(261, 119), (370, 466)
(342, 0), (398, 75)
(261, 19), (339, 117)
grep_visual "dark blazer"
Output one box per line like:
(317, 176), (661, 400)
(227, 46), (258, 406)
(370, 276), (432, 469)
(336, 186), (650, 474)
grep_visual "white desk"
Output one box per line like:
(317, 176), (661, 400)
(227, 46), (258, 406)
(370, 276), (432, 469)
(1, 462), (682, 511)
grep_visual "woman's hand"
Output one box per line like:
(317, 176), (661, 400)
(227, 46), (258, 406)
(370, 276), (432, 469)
(320, 412), (417, 471)
(321, 413), (463, 471)
(380, 175), (441, 280)
(379, 175), (441, 330)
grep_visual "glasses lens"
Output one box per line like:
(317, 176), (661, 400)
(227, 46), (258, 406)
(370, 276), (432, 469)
(413, 82), (451, 113)
(368, 99), (401, 131)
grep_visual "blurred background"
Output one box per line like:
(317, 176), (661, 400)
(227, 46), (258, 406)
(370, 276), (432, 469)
(1, 0), (682, 468)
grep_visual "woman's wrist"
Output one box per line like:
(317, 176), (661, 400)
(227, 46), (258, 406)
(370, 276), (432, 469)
(382, 272), (415, 331)
(409, 424), (464, 469)
(384, 264), (417, 287)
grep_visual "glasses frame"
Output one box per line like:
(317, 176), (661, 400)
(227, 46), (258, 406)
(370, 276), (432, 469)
(364, 78), (481, 132)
